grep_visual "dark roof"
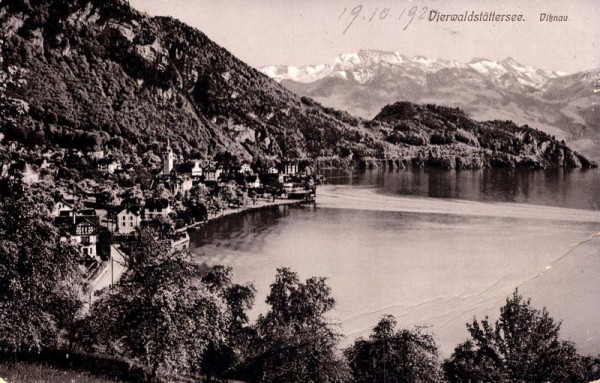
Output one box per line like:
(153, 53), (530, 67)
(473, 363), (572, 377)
(55, 215), (99, 234)
(118, 207), (141, 216)
(98, 157), (118, 165)
(145, 198), (170, 210)
(59, 208), (96, 217)
(176, 163), (194, 173)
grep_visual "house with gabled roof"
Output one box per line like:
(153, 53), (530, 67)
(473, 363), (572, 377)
(117, 207), (142, 234)
(176, 160), (203, 178)
(246, 174), (261, 189)
(56, 213), (99, 258)
(203, 165), (223, 182)
(52, 197), (75, 217)
(143, 198), (172, 221)
(239, 162), (253, 175)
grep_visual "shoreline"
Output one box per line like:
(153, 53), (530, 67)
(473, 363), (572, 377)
(177, 197), (306, 233)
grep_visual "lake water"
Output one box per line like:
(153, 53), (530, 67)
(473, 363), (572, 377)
(190, 169), (600, 356)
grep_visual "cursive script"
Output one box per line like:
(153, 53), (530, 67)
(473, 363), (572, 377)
(338, 5), (433, 34)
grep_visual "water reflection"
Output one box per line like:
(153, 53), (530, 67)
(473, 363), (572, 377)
(322, 168), (600, 210)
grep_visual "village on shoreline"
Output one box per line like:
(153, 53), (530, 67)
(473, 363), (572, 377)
(0, 135), (321, 297)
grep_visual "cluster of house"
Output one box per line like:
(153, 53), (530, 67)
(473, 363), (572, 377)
(51, 194), (180, 261)
(148, 139), (306, 196)
(3, 137), (316, 263)
(93, 139), (307, 195)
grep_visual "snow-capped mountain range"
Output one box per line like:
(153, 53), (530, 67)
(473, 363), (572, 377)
(262, 50), (565, 88)
(260, 50), (599, 157)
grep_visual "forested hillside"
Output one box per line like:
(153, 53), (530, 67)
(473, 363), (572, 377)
(0, 0), (595, 169)
(0, 0), (372, 162)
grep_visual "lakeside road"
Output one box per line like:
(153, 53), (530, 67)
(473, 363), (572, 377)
(89, 245), (127, 294)
(82, 244), (127, 312)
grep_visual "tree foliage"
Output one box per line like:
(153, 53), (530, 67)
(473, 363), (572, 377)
(86, 236), (256, 381)
(444, 290), (592, 383)
(344, 315), (441, 383)
(244, 268), (349, 383)
(198, 265), (256, 381)
(0, 183), (84, 354)
(88, 239), (230, 379)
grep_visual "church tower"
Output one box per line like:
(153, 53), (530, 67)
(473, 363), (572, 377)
(162, 138), (174, 174)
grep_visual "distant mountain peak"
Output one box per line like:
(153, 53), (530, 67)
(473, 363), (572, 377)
(468, 57), (490, 64)
(260, 51), (598, 158)
(260, 51), (563, 85)
(501, 56), (522, 66)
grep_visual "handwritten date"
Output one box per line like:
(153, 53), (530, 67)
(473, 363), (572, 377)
(338, 5), (431, 33)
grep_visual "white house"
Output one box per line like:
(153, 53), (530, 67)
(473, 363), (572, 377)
(191, 160), (203, 178)
(267, 166), (279, 174)
(52, 198), (75, 217)
(57, 216), (98, 258)
(203, 166), (222, 182)
(239, 162), (253, 174)
(144, 199), (173, 220)
(283, 162), (299, 175)
(179, 176), (194, 193)
(116, 208), (141, 234)
(176, 160), (203, 178)
(73, 218), (98, 258)
(246, 175), (261, 189)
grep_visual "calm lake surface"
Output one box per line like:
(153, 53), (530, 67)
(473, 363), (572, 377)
(191, 169), (600, 355)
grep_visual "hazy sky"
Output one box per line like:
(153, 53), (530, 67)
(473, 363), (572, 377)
(129, 0), (599, 73)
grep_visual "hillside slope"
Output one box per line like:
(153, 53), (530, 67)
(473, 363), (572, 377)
(0, 1), (595, 169)
(262, 50), (600, 159)
(371, 102), (595, 169)
(0, 0), (372, 162)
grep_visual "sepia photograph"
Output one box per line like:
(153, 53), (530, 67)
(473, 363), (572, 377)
(0, 0), (599, 381)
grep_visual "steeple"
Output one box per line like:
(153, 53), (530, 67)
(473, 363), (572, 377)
(162, 138), (174, 174)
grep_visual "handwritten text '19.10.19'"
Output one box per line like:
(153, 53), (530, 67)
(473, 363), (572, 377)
(338, 5), (432, 34)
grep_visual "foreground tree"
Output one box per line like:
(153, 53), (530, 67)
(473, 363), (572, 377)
(344, 315), (441, 383)
(244, 268), (349, 383)
(444, 290), (591, 383)
(197, 265), (256, 381)
(88, 239), (231, 380)
(0, 181), (84, 354)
